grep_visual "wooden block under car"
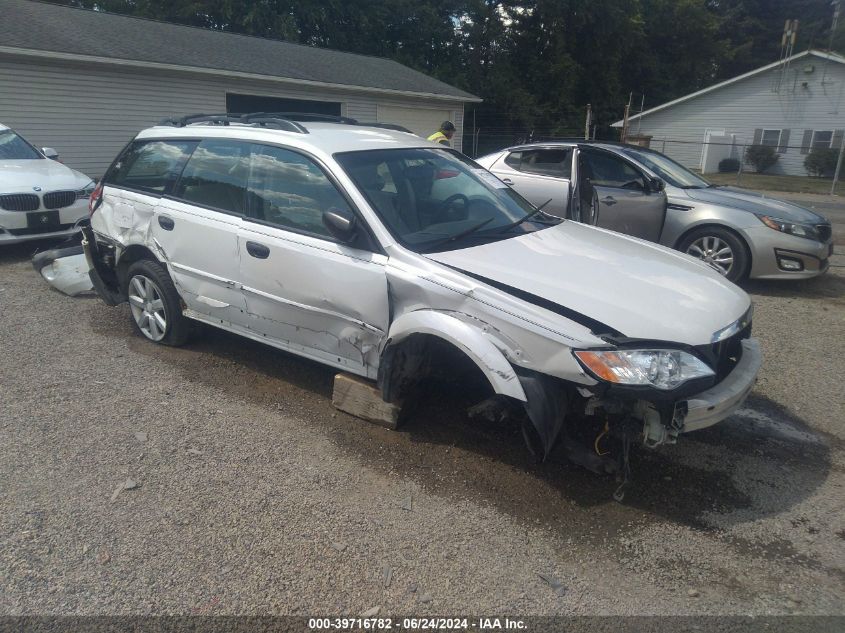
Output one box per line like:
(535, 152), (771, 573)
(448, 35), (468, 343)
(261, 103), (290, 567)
(332, 373), (402, 430)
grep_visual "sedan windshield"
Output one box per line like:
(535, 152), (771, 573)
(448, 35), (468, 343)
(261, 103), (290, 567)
(335, 148), (558, 252)
(0, 130), (43, 160)
(621, 147), (710, 189)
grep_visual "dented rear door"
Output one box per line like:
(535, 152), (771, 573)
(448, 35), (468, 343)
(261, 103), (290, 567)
(151, 139), (249, 323)
(236, 144), (389, 378)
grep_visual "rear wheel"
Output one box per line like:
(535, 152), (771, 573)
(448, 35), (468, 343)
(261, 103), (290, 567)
(125, 259), (191, 346)
(678, 227), (749, 282)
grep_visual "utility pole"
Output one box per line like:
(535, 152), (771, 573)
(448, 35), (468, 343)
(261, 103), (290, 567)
(584, 104), (592, 140)
(635, 93), (645, 136)
(620, 103), (631, 143)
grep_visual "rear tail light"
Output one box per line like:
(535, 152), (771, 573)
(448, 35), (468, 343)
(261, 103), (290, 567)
(88, 182), (104, 216)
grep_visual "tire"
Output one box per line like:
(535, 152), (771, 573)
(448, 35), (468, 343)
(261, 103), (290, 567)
(678, 226), (749, 283)
(125, 259), (191, 346)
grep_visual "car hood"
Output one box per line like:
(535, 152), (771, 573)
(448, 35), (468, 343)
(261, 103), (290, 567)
(0, 159), (92, 193)
(680, 186), (828, 224)
(426, 222), (750, 346)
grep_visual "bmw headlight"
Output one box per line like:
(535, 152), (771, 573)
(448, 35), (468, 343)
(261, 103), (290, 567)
(77, 181), (96, 200)
(573, 349), (714, 390)
(756, 214), (819, 241)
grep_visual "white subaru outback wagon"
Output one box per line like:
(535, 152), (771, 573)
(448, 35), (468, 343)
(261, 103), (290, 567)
(83, 114), (761, 477)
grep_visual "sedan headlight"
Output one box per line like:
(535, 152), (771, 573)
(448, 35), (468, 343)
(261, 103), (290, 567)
(573, 349), (714, 390)
(76, 181), (96, 200)
(756, 214), (819, 241)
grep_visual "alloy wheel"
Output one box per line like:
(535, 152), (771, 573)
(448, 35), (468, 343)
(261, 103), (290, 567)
(686, 236), (734, 276)
(128, 274), (168, 341)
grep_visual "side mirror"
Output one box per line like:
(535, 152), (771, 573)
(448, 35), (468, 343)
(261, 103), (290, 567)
(322, 207), (357, 242)
(648, 177), (665, 193)
(41, 147), (59, 161)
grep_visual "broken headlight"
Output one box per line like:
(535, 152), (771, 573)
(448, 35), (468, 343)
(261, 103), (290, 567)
(573, 349), (714, 390)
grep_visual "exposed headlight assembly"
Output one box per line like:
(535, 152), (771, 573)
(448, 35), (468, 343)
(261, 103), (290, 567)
(756, 214), (819, 241)
(574, 349), (714, 390)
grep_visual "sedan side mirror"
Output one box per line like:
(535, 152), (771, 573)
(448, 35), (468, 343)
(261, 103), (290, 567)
(41, 147), (59, 161)
(323, 207), (357, 242)
(648, 177), (665, 193)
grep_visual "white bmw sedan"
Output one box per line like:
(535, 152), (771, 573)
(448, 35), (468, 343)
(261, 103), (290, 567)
(0, 123), (94, 245)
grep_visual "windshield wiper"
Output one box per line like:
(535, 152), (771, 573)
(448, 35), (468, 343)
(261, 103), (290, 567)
(421, 217), (495, 252)
(496, 199), (556, 232)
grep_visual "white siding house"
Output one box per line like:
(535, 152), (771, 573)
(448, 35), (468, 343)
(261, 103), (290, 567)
(0, 0), (479, 177)
(612, 50), (845, 177)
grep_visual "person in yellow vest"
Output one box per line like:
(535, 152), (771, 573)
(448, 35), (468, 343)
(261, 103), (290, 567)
(427, 121), (456, 146)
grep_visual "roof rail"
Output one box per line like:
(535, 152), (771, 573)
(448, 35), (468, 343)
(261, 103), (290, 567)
(254, 112), (360, 125)
(159, 113), (234, 127)
(241, 115), (309, 134)
(157, 112), (414, 135)
(360, 122), (414, 134)
(158, 113), (308, 133)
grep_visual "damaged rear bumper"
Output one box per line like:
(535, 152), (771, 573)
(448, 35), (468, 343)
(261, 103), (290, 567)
(682, 337), (762, 432)
(81, 224), (124, 306)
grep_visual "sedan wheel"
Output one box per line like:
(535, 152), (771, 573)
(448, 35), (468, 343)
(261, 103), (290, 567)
(679, 227), (750, 282)
(128, 274), (168, 341)
(686, 236), (735, 276)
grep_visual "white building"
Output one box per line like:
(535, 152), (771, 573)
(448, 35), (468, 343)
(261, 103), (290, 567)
(0, 0), (479, 177)
(612, 50), (845, 176)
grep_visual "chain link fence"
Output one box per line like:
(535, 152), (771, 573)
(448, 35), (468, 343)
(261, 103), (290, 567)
(625, 135), (845, 195)
(463, 127), (844, 195)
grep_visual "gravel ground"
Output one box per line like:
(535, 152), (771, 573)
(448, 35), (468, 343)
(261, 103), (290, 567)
(0, 240), (843, 618)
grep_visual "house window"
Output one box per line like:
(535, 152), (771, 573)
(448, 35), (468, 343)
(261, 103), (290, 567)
(811, 130), (834, 149)
(761, 129), (782, 147)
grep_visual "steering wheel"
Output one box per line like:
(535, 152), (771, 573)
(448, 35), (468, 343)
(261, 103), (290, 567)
(439, 193), (470, 219)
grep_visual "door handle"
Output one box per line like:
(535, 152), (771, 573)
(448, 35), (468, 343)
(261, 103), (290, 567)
(246, 241), (270, 259)
(157, 215), (175, 231)
(601, 196), (617, 206)
(501, 178), (514, 185)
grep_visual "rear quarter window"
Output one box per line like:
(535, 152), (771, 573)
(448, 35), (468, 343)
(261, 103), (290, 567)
(106, 139), (197, 195)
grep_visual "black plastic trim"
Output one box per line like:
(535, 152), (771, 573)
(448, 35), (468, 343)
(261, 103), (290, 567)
(442, 265), (623, 337)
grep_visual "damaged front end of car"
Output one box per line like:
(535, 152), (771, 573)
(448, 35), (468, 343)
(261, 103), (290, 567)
(376, 246), (760, 491)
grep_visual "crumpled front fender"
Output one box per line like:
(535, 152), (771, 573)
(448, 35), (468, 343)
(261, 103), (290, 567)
(383, 310), (527, 402)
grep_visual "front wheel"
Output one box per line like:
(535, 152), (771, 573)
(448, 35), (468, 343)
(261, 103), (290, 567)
(125, 259), (191, 346)
(678, 227), (749, 282)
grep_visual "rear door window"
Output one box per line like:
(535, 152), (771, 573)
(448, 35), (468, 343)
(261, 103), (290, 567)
(511, 149), (571, 178)
(106, 140), (196, 195)
(173, 139), (251, 215)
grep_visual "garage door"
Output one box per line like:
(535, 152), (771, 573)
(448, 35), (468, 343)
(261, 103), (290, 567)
(377, 105), (453, 139)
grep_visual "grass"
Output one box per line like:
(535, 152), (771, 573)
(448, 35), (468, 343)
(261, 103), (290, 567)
(699, 170), (840, 195)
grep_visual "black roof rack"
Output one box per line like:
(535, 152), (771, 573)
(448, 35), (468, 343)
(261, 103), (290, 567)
(252, 112), (360, 125)
(158, 113), (309, 133)
(157, 112), (416, 136)
(159, 114), (234, 127)
(359, 122), (414, 134)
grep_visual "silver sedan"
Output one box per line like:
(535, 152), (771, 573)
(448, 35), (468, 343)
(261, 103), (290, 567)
(476, 142), (834, 282)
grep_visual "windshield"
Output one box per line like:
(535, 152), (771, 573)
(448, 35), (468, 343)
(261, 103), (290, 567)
(335, 148), (557, 252)
(0, 129), (43, 160)
(621, 147), (710, 189)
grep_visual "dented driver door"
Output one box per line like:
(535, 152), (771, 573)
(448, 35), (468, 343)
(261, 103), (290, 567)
(236, 144), (389, 378)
